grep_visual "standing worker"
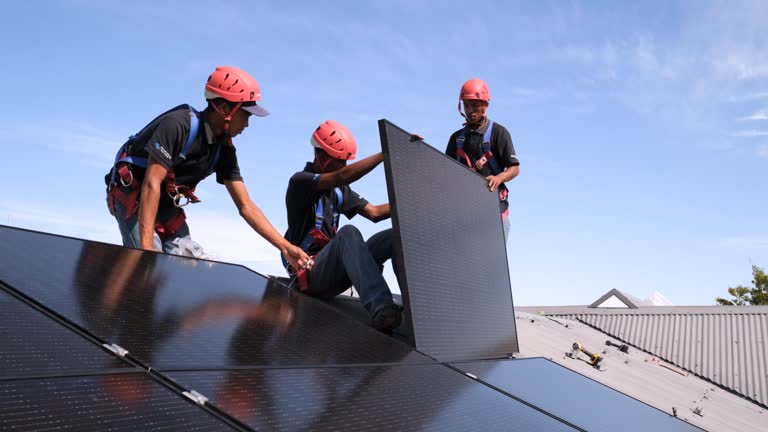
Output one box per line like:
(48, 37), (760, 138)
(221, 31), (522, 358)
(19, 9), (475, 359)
(445, 78), (520, 241)
(105, 66), (311, 271)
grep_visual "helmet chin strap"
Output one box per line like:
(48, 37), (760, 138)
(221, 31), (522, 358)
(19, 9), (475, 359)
(211, 101), (243, 139)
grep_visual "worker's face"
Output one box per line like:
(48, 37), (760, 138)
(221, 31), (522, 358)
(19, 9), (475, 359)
(227, 108), (251, 137)
(315, 149), (347, 173)
(463, 99), (488, 124)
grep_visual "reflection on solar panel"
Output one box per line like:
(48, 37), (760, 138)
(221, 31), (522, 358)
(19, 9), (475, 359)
(451, 358), (704, 432)
(378, 119), (518, 361)
(168, 365), (576, 432)
(0, 374), (239, 431)
(0, 226), (424, 369)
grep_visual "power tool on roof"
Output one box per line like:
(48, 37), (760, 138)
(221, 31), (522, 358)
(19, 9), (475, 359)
(605, 339), (630, 353)
(571, 342), (603, 368)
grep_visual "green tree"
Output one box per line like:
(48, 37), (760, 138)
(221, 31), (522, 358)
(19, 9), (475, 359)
(716, 265), (768, 305)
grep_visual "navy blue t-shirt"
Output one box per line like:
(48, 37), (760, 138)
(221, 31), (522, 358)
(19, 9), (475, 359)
(284, 162), (368, 255)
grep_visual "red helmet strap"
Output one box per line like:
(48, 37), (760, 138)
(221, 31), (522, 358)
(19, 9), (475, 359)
(210, 101), (243, 137)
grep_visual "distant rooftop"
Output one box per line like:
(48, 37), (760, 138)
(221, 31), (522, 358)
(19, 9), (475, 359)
(514, 311), (767, 432)
(518, 288), (768, 410)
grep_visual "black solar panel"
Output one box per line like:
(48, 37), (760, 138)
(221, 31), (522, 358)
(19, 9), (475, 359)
(0, 285), (131, 379)
(451, 358), (703, 432)
(168, 365), (577, 432)
(0, 373), (240, 431)
(378, 120), (518, 361)
(0, 226), (425, 369)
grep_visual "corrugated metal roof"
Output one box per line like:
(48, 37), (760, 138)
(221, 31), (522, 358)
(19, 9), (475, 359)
(518, 306), (768, 408)
(515, 311), (768, 432)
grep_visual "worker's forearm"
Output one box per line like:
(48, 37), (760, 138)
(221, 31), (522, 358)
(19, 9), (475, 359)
(318, 153), (384, 190)
(239, 202), (291, 254)
(138, 182), (161, 250)
(499, 165), (519, 183)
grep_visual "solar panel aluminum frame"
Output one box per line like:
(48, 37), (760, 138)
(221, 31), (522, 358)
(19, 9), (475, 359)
(378, 119), (519, 360)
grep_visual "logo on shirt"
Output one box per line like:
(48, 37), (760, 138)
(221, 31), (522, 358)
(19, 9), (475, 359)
(154, 143), (172, 160)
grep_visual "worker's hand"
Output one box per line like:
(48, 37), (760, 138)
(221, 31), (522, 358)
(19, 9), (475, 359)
(140, 243), (162, 253)
(486, 175), (503, 192)
(284, 245), (313, 271)
(409, 133), (424, 142)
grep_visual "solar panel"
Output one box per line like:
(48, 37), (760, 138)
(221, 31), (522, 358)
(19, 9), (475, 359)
(378, 120), (518, 361)
(450, 358), (704, 432)
(0, 373), (240, 431)
(0, 285), (132, 379)
(168, 364), (578, 432)
(0, 226), (424, 369)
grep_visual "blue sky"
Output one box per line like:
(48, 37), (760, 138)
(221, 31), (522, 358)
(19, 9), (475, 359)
(1, 0), (767, 306)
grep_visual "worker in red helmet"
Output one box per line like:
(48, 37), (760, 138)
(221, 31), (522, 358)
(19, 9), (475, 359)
(282, 120), (402, 332)
(446, 78), (520, 241)
(105, 66), (311, 271)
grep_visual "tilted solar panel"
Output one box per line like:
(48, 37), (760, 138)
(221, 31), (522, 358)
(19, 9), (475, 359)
(378, 120), (518, 361)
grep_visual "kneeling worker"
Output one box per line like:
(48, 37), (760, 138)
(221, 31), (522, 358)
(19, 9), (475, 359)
(283, 120), (401, 332)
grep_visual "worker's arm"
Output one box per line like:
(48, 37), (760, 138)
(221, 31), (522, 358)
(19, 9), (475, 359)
(359, 203), (390, 222)
(314, 153), (384, 192)
(138, 159), (168, 251)
(486, 165), (520, 192)
(224, 180), (312, 270)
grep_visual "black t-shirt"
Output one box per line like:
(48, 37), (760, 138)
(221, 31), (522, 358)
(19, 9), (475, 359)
(445, 118), (519, 213)
(108, 104), (243, 207)
(284, 163), (369, 255)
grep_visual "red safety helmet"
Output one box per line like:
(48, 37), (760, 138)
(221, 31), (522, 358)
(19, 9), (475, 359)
(205, 66), (269, 117)
(205, 66), (268, 137)
(311, 120), (357, 161)
(458, 78), (490, 117)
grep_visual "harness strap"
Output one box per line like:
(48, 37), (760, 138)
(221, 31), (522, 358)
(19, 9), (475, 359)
(107, 164), (141, 218)
(455, 120), (499, 174)
(282, 188), (344, 290)
(154, 209), (187, 241)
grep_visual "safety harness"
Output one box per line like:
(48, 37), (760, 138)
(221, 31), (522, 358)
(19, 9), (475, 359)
(283, 188), (343, 290)
(455, 119), (509, 218)
(107, 105), (220, 240)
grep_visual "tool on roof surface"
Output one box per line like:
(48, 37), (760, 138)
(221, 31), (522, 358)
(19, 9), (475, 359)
(605, 339), (629, 353)
(569, 342), (603, 369)
(649, 357), (688, 377)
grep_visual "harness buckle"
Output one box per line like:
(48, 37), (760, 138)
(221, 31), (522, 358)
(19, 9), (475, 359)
(475, 155), (487, 170)
(119, 169), (134, 188)
(168, 187), (190, 208)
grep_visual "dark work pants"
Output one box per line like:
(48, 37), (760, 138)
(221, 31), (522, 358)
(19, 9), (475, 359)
(305, 226), (396, 313)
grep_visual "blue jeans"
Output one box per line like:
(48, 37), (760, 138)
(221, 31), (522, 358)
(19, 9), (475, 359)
(305, 226), (397, 313)
(109, 188), (192, 253)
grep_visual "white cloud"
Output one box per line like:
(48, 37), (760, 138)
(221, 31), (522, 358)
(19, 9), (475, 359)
(739, 110), (768, 121)
(731, 130), (768, 137)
